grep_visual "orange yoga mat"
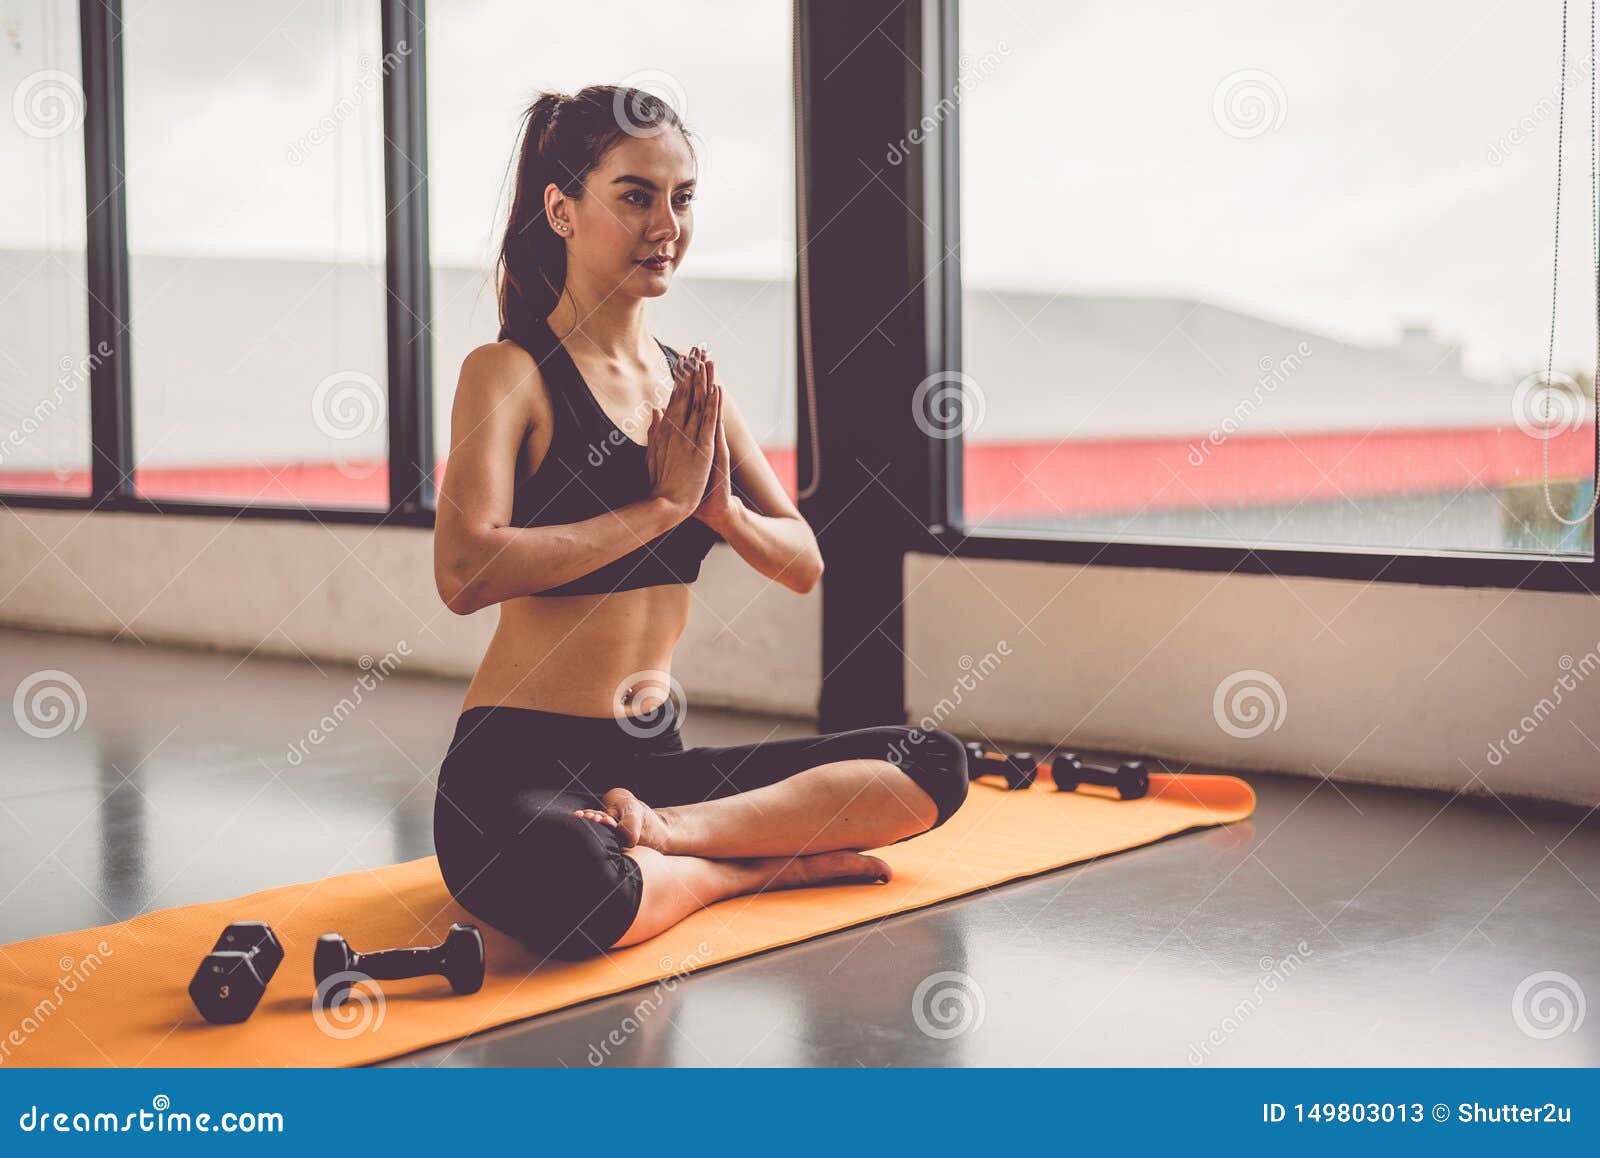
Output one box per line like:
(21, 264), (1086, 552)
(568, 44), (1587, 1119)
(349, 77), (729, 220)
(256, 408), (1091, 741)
(0, 770), (1253, 1067)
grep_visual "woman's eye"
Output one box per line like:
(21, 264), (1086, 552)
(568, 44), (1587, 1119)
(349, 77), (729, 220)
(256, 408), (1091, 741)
(675, 193), (695, 208)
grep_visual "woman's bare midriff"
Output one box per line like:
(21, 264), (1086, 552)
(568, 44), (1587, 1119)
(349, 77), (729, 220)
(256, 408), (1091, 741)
(461, 582), (692, 718)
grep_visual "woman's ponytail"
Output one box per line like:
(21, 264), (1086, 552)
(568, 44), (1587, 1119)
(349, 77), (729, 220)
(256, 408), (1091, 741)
(495, 85), (693, 347)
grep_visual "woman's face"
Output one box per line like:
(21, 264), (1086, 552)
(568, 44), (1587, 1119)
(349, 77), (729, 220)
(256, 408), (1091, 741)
(557, 130), (696, 298)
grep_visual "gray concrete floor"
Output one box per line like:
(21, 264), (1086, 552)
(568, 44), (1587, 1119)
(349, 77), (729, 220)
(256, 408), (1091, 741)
(1, 626), (1595, 1067)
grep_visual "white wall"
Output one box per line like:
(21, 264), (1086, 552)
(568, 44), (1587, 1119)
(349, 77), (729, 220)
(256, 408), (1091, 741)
(1, 508), (1595, 806)
(905, 555), (1600, 807)
(0, 509), (820, 718)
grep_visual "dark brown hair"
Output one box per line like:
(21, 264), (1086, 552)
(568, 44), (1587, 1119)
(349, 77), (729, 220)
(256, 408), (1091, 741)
(496, 85), (695, 344)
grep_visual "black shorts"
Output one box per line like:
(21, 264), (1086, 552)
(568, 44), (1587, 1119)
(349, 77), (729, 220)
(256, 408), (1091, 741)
(431, 698), (969, 961)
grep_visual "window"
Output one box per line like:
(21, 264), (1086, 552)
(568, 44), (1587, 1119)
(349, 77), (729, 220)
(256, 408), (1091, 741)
(957, 0), (1596, 557)
(122, 1), (390, 509)
(425, 0), (798, 502)
(0, 4), (91, 497)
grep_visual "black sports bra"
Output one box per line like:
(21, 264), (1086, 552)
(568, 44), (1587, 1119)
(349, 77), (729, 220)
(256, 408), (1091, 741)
(501, 313), (722, 597)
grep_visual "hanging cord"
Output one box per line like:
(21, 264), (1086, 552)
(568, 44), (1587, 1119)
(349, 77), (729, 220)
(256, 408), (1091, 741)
(1543, 0), (1600, 525)
(793, 0), (821, 501)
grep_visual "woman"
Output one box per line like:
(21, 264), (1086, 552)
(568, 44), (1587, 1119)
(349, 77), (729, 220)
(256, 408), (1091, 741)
(430, 85), (969, 962)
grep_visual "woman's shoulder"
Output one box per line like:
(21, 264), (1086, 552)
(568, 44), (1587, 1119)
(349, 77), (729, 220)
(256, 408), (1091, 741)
(456, 339), (555, 402)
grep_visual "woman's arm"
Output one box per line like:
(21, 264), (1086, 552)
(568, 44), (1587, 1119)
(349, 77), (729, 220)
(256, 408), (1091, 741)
(701, 387), (824, 595)
(432, 344), (685, 615)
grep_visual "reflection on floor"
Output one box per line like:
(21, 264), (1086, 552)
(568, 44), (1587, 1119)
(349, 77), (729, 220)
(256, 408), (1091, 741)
(1, 627), (1595, 1067)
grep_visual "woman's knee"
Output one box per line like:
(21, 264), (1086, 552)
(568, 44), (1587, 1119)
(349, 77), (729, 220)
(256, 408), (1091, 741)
(884, 726), (970, 831)
(446, 810), (644, 962)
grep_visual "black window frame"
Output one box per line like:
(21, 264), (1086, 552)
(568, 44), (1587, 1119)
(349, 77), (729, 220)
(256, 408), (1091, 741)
(919, 0), (1598, 595)
(3, 0), (1595, 599)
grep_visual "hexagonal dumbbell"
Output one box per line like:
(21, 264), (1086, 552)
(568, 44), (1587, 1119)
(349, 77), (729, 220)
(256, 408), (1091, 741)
(189, 921), (285, 1024)
(313, 922), (485, 1008)
(963, 740), (1038, 790)
(1052, 752), (1150, 800)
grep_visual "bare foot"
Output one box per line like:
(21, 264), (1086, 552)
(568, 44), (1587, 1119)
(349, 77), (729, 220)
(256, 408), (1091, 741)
(572, 787), (674, 851)
(752, 850), (892, 892)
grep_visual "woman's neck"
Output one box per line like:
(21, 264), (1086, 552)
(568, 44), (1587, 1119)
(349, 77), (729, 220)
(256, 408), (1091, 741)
(546, 291), (650, 363)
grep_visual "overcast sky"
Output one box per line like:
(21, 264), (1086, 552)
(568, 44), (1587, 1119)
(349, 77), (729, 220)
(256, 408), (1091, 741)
(2, 0), (1595, 383)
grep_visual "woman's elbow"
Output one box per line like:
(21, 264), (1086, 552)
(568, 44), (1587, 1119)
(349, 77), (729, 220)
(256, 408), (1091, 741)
(434, 542), (487, 616)
(436, 568), (479, 616)
(789, 550), (824, 595)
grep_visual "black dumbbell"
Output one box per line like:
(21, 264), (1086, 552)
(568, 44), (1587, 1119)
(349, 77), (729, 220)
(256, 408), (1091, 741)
(313, 923), (485, 1007)
(1050, 752), (1150, 800)
(189, 921), (285, 1024)
(963, 740), (1038, 790)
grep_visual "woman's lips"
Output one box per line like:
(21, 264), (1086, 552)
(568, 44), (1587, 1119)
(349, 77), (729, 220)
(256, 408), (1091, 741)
(639, 255), (671, 270)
